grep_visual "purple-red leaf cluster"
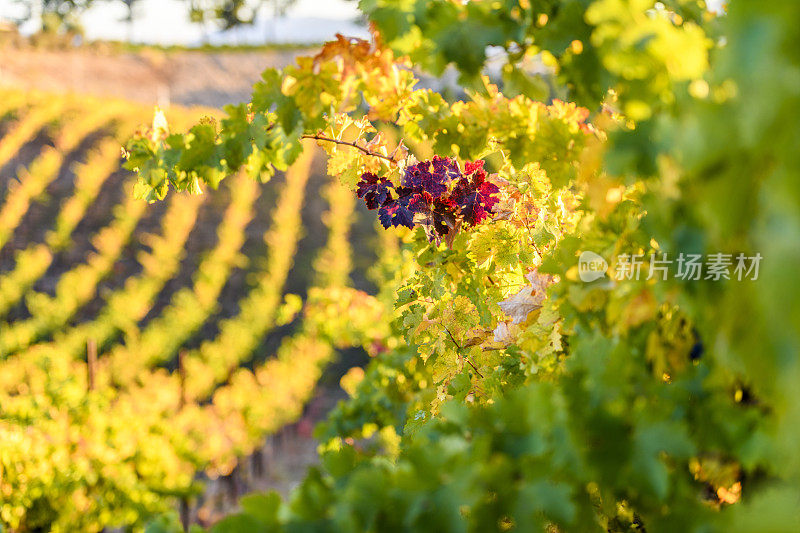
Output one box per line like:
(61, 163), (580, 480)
(356, 172), (391, 209)
(356, 156), (500, 238)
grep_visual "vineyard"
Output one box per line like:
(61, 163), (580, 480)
(0, 89), (387, 531)
(2, 0), (800, 532)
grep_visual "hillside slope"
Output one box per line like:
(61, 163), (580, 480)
(0, 89), (377, 531)
(0, 46), (306, 108)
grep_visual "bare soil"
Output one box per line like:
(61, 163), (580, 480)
(0, 46), (309, 108)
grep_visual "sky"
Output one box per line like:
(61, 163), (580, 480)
(0, 0), (725, 46)
(0, 0), (365, 45)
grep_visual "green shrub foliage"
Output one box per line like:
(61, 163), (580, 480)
(128, 1), (800, 531)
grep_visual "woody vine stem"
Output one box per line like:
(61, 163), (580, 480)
(301, 133), (398, 165)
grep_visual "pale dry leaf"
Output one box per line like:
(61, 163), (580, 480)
(492, 321), (516, 344)
(525, 270), (554, 295)
(389, 140), (409, 163)
(498, 270), (554, 324)
(463, 327), (490, 347)
(492, 197), (516, 221)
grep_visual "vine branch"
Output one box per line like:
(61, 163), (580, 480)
(301, 134), (397, 165)
(442, 324), (484, 378)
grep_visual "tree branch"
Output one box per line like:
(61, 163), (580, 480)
(465, 357), (484, 378)
(442, 324), (484, 378)
(301, 134), (397, 165)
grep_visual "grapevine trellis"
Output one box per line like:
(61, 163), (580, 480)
(1, 0), (798, 531)
(0, 89), (388, 531)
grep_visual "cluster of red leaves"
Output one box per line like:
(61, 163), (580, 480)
(357, 156), (500, 241)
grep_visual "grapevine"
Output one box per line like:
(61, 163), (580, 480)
(0, 94), (379, 530)
(124, 1), (800, 532)
(1, 0), (799, 531)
